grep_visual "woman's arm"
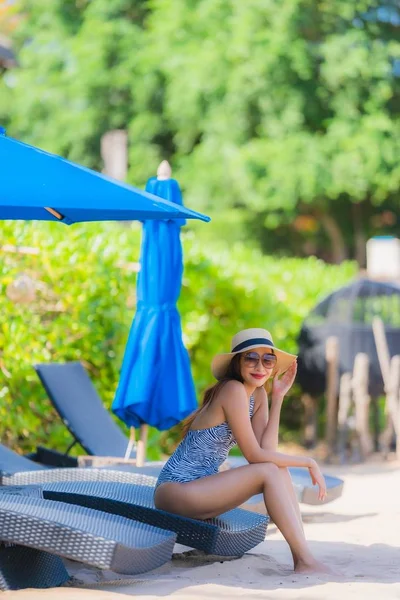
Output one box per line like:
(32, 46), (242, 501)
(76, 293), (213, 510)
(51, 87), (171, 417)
(261, 397), (283, 451)
(252, 385), (283, 451)
(221, 380), (313, 469)
(253, 361), (298, 451)
(251, 387), (269, 445)
(221, 380), (327, 500)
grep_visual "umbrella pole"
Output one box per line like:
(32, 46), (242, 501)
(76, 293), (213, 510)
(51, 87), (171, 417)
(124, 427), (136, 460)
(136, 425), (149, 467)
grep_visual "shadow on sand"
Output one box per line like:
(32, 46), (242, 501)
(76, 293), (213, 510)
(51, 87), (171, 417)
(66, 537), (400, 596)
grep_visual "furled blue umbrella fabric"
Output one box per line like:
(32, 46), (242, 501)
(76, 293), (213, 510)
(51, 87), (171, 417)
(0, 129), (209, 224)
(112, 167), (197, 431)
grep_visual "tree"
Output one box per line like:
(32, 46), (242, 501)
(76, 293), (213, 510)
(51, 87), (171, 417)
(1, 0), (148, 167)
(3, 1), (400, 263)
(138, 0), (400, 264)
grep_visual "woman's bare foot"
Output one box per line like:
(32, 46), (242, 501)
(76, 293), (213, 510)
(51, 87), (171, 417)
(294, 558), (339, 575)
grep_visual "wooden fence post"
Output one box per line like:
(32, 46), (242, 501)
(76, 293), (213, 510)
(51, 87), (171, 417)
(325, 336), (339, 454)
(301, 393), (318, 448)
(337, 372), (353, 462)
(381, 355), (400, 458)
(372, 317), (391, 389)
(372, 317), (400, 457)
(352, 353), (373, 459)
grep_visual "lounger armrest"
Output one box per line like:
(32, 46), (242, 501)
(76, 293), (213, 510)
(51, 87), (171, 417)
(31, 446), (78, 468)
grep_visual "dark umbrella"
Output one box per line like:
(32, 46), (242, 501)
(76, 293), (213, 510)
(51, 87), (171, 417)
(112, 162), (198, 464)
(0, 129), (209, 223)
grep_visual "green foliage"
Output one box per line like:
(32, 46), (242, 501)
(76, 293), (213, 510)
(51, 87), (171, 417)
(1, 0), (147, 167)
(2, 1), (400, 261)
(0, 220), (141, 452)
(0, 220), (356, 457)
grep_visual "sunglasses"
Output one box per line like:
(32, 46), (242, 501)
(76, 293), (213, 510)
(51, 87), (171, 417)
(243, 351), (277, 369)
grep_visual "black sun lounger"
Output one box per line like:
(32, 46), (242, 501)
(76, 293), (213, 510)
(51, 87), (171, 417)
(0, 483), (176, 590)
(34, 361), (344, 506)
(0, 494), (175, 573)
(34, 361), (133, 458)
(0, 486), (69, 591)
(0, 444), (268, 556)
(0, 442), (47, 474)
(43, 480), (269, 557)
(0, 544), (69, 591)
(2, 467), (268, 557)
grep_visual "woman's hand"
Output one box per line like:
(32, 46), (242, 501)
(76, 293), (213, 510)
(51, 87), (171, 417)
(271, 360), (297, 402)
(308, 460), (327, 502)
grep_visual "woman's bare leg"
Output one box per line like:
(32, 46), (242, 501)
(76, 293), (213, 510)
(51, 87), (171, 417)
(278, 467), (304, 532)
(155, 463), (329, 573)
(276, 467), (305, 568)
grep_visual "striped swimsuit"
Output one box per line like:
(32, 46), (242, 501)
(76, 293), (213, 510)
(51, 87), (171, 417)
(155, 395), (255, 489)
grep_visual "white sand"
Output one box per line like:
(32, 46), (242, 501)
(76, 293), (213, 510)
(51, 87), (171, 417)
(5, 459), (400, 600)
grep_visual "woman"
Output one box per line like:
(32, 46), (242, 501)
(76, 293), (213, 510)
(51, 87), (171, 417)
(155, 328), (330, 574)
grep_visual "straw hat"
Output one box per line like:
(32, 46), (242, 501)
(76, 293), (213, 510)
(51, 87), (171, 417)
(211, 328), (297, 380)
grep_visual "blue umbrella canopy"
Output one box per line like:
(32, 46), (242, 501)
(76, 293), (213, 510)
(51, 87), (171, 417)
(0, 129), (209, 224)
(112, 163), (197, 431)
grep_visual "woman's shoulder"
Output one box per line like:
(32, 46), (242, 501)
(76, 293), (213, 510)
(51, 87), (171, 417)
(217, 380), (248, 405)
(221, 379), (246, 393)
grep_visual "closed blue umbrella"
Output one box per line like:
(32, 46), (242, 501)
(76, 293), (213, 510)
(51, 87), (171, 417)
(112, 162), (198, 461)
(0, 129), (209, 223)
(2, 132), (208, 465)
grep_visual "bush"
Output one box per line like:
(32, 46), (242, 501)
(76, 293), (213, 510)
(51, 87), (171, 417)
(0, 221), (356, 458)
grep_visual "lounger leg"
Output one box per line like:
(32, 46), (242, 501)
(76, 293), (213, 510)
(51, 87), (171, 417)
(0, 545), (69, 590)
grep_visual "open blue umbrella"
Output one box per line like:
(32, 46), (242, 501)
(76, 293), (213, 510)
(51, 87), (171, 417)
(0, 129), (209, 224)
(112, 162), (198, 463)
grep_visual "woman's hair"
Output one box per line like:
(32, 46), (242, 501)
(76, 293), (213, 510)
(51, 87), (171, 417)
(182, 354), (243, 436)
